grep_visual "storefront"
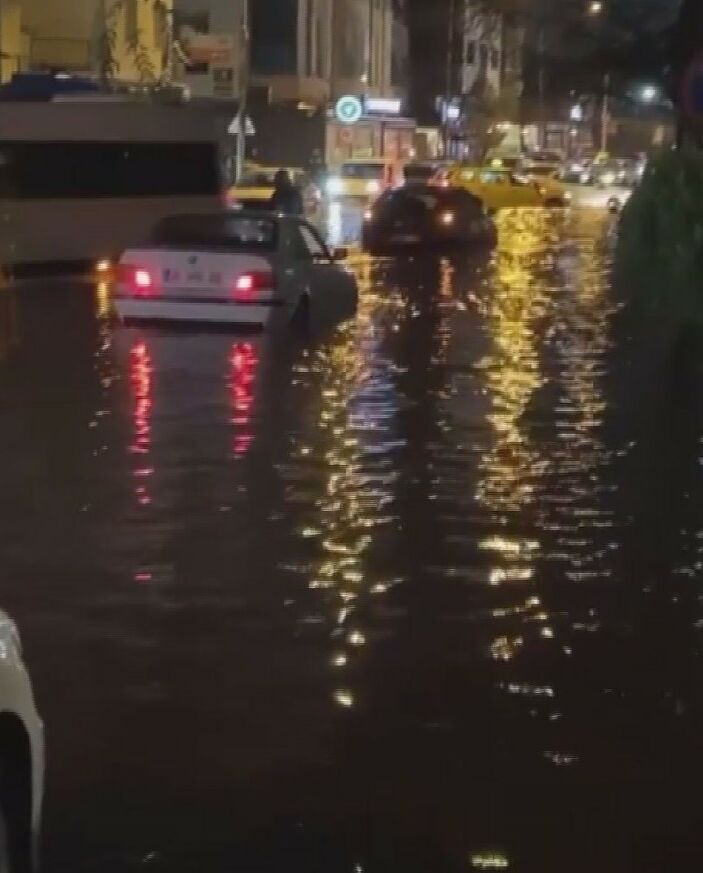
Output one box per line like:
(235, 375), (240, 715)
(326, 95), (416, 166)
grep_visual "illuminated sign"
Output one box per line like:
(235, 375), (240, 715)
(364, 96), (402, 116)
(335, 95), (363, 125)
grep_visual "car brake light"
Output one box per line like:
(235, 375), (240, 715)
(135, 269), (152, 289)
(119, 264), (156, 295)
(233, 270), (274, 301)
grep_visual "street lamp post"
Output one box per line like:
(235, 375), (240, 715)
(443, 0), (457, 157)
(235, 0), (251, 182)
(600, 71), (610, 153)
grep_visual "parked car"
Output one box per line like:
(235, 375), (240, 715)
(361, 185), (497, 254)
(114, 212), (357, 329)
(447, 166), (571, 210)
(227, 164), (325, 229)
(0, 611), (43, 872)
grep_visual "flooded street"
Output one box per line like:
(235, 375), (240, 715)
(2, 209), (703, 872)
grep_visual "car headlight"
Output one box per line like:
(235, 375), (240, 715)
(579, 171), (590, 184)
(366, 179), (381, 194)
(601, 172), (616, 185)
(326, 177), (342, 196)
(563, 190), (572, 202)
(439, 211), (454, 226)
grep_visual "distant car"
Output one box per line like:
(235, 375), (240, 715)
(326, 158), (403, 203)
(447, 166), (571, 210)
(361, 185), (497, 254)
(0, 611), (43, 872)
(227, 164), (325, 229)
(114, 212), (357, 329)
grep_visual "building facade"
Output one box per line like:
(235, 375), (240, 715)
(173, 0), (248, 98)
(10, 0), (172, 84)
(250, 0), (333, 106)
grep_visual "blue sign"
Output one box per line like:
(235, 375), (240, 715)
(335, 95), (363, 125)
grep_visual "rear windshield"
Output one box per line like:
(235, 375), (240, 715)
(238, 170), (276, 187)
(238, 169), (306, 188)
(340, 163), (385, 180)
(404, 164), (437, 182)
(150, 214), (278, 250)
(525, 165), (557, 177)
(378, 188), (482, 216)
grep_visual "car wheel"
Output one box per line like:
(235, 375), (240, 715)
(290, 293), (311, 333)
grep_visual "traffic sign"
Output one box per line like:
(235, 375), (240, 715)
(335, 95), (363, 126)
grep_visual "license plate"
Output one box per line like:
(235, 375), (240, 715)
(390, 234), (419, 243)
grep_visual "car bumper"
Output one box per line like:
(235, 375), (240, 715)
(114, 294), (285, 327)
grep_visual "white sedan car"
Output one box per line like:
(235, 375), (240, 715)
(0, 611), (43, 872)
(114, 212), (358, 329)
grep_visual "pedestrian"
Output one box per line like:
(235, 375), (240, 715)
(269, 169), (304, 216)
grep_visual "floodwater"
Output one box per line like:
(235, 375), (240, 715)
(1, 209), (703, 872)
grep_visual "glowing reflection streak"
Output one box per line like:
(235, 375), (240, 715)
(299, 251), (398, 709)
(228, 342), (259, 458)
(129, 340), (153, 507)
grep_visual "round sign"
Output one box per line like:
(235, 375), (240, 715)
(335, 95), (363, 126)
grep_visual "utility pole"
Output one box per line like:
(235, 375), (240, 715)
(600, 70), (610, 154)
(443, 0), (456, 157)
(235, 0), (251, 182)
(537, 22), (546, 150)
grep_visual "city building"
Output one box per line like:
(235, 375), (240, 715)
(331, 0), (397, 100)
(173, 0), (249, 99)
(250, 0), (333, 107)
(20, 0), (173, 84)
(0, 0), (21, 83)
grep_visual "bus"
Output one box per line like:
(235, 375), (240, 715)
(0, 101), (230, 269)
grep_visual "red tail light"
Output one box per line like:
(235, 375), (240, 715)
(119, 264), (157, 296)
(233, 271), (275, 302)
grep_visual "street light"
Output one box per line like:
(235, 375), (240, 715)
(639, 84), (658, 103)
(588, 1), (603, 15)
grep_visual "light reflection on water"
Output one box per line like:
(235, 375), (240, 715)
(4, 209), (703, 870)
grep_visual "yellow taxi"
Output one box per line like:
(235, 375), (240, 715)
(227, 164), (325, 227)
(326, 158), (403, 202)
(445, 165), (570, 211)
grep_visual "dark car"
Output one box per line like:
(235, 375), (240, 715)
(361, 185), (497, 254)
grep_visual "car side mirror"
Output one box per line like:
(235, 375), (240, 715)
(332, 246), (348, 261)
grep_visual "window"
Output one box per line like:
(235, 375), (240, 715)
(125, 0), (138, 45)
(339, 163), (385, 180)
(480, 170), (508, 185)
(479, 43), (489, 69)
(294, 222), (328, 259)
(490, 47), (500, 70)
(466, 40), (476, 65)
(150, 215), (278, 250)
(0, 142), (220, 199)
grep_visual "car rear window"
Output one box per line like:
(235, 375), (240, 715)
(404, 164), (437, 182)
(150, 214), (278, 250)
(238, 171), (275, 187)
(340, 163), (385, 180)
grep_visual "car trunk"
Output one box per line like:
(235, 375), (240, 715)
(118, 248), (275, 301)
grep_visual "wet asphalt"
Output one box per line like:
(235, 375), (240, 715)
(1, 207), (703, 872)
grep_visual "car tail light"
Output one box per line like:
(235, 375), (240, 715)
(119, 265), (156, 296)
(233, 270), (275, 302)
